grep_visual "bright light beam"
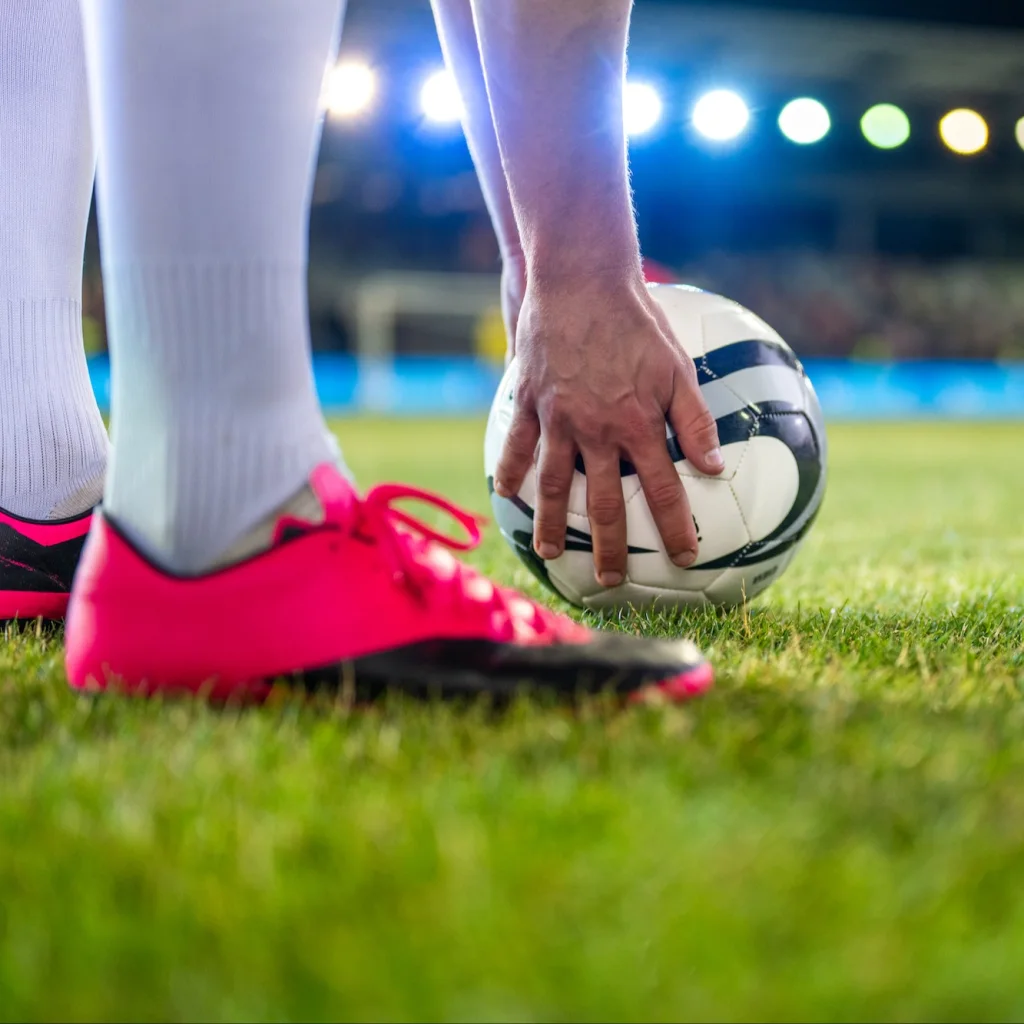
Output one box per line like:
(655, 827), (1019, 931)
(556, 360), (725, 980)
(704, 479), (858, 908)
(860, 103), (911, 149)
(420, 69), (464, 125)
(323, 60), (377, 120)
(692, 90), (750, 142)
(778, 97), (830, 144)
(624, 81), (663, 137)
(939, 108), (988, 155)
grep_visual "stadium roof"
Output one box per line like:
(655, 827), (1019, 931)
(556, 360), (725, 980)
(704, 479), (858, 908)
(629, 3), (1024, 102)
(349, 1), (1024, 103)
(641, 0), (1024, 31)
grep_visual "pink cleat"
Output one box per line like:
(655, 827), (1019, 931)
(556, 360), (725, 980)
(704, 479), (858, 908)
(0, 506), (93, 621)
(64, 465), (713, 703)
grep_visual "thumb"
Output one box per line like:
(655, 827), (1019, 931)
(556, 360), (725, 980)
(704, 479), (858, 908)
(669, 367), (724, 476)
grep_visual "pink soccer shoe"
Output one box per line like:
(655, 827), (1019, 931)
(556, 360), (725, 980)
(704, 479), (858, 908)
(64, 465), (713, 703)
(0, 506), (93, 621)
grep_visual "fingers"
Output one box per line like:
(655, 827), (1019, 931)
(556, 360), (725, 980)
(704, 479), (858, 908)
(581, 448), (628, 587)
(532, 433), (575, 561)
(494, 407), (540, 499)
(669, 364), (724, 475)
(631, 443), (698, 568)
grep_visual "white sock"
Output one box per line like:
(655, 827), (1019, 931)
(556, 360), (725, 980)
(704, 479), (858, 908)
(80, 0), (347, 573)
(0, 0), (108, 520)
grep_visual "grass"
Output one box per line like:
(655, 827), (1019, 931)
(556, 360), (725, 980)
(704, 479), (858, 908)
(1, 418), (1022, 1022)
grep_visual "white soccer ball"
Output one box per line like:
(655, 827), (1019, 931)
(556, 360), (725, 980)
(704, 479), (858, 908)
(483, 283), (827, 609)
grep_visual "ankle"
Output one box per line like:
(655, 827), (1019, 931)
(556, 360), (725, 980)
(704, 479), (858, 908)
(0, 425), (107, 521)
(46, 463), (106, 519)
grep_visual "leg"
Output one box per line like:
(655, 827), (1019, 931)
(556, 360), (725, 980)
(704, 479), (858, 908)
(81, 0), (343, 574)
(0, 0), (107, 521)
(0, 0), (108, 621)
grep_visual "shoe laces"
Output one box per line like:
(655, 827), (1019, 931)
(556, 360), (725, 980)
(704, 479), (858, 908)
(329, 482), (583, 645)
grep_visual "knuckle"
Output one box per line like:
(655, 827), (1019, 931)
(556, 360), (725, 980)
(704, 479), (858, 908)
(502, 437), (531, 464)
(682, 404), (719, 446)
(503, 422), (537, 460)
(536, 469), (567, 501)
(623, 406), (663, 444)
(587, 491), (624, 528)
(536, 394), (574, 435)
(674, 355), (699, 387)
(680, 360), (700, 388)
(545, 408), (574, 437)
(643, 474), (683, 511)
(569, 413), (595, 440)
(512, 377), (534, 407)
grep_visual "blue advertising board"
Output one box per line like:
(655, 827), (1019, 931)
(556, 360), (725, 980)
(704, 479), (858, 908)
(87, 355), (1024, 419)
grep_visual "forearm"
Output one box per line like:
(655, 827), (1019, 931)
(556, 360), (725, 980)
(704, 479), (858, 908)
(469, 0), (640, 284)
(429, 0), (521, 264)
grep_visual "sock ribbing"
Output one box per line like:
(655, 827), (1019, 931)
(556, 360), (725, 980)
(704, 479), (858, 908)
(0, 0), (107, 520)
(0, 298), (107, 519)
(82, 0), (346, 573)
(102, 259), (335, 573)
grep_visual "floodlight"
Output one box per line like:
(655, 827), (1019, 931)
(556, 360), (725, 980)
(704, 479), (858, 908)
(624, 81), (663, 137)
(692, 89), (750, 142)
(420, 69), (463, 124)
(323, 61), (377, 120)
(860, 104), (910, 149)
(778, 97), (830, 144)
(939, 108), (988, 155)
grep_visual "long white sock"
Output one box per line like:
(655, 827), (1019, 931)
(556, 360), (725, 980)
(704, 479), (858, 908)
(80, 0), (346, 573)
(0, 0), (108, 520)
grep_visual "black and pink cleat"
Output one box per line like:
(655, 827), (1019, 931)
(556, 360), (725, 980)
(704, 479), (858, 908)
(65, 465), (713, 703)
(0, 506), (93, 621)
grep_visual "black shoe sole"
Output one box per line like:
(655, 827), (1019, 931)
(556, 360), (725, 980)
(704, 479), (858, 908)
(295, 634), (710, 703)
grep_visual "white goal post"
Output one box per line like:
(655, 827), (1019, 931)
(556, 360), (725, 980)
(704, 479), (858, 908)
(350, 270), (502, 360)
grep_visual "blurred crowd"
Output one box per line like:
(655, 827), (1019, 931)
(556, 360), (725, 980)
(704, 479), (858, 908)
(84, 251), (1024, 362)
(676, 253), (1024, 361)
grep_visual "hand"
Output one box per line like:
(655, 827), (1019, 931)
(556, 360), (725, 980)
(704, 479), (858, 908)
(493, 273), (724, 587)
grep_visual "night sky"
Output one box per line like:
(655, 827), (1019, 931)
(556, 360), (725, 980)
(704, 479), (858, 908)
(642, 0), (1024, 30)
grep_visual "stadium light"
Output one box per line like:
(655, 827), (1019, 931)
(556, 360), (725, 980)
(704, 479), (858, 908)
(420, 69), (464, 125)
(692, 89), (750, 142)
(624, 81), (663, 137)
(778, 97), (830, 144)
(323, 60), (377, 120)
(939, 109), (988, 155)
(1016, 116), (1024, 151)
(860, 103), (911, 149)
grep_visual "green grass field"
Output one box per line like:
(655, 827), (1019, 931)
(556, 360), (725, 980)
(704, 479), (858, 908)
(1, 419), (1022, 1022)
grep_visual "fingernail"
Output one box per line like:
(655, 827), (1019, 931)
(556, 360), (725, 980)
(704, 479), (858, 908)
(598, 571), (624, 587)
(705, 447), (724, 470)
(536, 542), (560, 560)
(494, 479), (512, 497)
(672, 550), (697, 568)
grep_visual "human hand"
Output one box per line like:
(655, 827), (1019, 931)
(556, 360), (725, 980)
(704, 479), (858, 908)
(492, 273), (724, 587)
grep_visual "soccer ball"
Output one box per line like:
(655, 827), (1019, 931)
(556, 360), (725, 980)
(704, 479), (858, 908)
(483, 283), (827, 609)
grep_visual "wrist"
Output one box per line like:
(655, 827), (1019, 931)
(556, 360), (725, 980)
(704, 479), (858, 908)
(527, 247), (643, 294)
(525, 206), (640, 288)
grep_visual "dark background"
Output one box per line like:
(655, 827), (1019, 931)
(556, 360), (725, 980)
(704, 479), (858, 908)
(643, 0), (1024, 28)
(82, 0), (1024, 362)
